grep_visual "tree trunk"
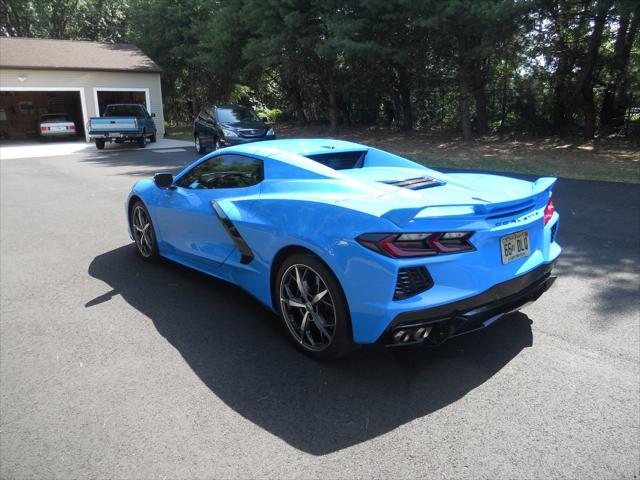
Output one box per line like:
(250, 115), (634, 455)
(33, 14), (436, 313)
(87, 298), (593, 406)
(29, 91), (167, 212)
(552, 47), (571, 131)
(292, 91), (308, 125)
(459, 56), (473, 141)
(395, 65), (413, 131)
(473, 85), (488, 135)
(577, 0), (613, 139)
(472, 60), (489, 135)
(327, 77), (338, 134)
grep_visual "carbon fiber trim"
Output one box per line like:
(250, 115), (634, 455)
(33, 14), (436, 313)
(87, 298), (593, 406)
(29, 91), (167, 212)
(210, 201), (254, 265)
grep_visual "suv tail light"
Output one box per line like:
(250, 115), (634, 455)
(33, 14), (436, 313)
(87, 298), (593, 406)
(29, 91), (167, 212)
(40, 126), (50, 132)
(543, 196), (555, 226)
(357, 232), (475, 258)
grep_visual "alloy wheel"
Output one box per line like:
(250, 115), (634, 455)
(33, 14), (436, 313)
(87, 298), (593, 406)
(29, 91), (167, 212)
(279, 264), (336, 351)
(195, 135), (201, 152)
(132, 205), (154, 258)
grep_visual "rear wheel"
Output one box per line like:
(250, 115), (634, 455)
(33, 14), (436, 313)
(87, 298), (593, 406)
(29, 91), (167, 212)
(276, 253), (354, 359)
(138, 131), (147, 148)
(130, 201), (159, 262)
(213, 137), (221, 151)
(95, 139), (105, 150)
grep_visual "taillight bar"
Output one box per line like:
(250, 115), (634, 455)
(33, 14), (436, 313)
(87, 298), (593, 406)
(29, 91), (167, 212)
(357, 232), (475, 258)
(543, 196), (555, 226)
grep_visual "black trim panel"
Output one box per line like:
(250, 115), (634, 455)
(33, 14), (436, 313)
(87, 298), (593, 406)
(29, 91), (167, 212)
(384, 262), (556, 347)
(391, 261), (556, 326)
(210, 201), (254, 264)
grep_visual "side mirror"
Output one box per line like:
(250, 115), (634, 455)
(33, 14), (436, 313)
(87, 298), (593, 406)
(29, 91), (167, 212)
(151, 112), (156, 117)
(154, 172), (174, 189)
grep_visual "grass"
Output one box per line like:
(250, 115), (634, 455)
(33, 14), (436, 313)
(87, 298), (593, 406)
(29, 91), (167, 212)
(165, 124), (640, 183)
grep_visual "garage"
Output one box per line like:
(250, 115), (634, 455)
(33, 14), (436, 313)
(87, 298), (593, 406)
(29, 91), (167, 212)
(0, 37), (165, 143)
(0, 90), (85, 140)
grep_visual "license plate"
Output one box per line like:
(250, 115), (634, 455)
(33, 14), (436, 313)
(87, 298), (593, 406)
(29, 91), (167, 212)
(110, 133), (122, 137)
(500, 230), (530, 264)
(51, 126), (65, 131)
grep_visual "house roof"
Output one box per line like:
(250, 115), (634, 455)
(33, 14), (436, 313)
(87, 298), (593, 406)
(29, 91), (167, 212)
(0, 38), (162, 73)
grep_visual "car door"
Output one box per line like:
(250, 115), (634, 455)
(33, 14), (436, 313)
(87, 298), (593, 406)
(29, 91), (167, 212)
(201, 109), (216, 147)
(154, 154), (263, 271)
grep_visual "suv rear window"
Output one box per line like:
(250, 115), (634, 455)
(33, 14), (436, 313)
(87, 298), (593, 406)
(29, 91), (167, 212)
(304, 151), (366, 170)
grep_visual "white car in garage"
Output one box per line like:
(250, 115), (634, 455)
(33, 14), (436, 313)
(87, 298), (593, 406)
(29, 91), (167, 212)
(38, 113), (77, 139)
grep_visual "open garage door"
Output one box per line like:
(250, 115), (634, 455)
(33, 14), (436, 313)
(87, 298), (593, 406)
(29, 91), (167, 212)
(0, 90), (86, 141)
(96, 90), (148, 116)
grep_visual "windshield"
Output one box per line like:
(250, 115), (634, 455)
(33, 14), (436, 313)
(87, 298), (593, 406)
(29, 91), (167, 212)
(104, 105), (145, 117)
(216, 106), (261, 123)
(41, 114), (70, 123)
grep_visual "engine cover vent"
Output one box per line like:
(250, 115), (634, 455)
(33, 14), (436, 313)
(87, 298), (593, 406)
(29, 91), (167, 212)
(381, 176), (444, 190)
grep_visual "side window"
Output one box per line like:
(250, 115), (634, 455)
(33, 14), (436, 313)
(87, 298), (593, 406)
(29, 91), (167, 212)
(175, 155), (263, 190)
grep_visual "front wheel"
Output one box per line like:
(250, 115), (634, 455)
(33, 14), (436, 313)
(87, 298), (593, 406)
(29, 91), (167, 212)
(150, 132), (157, 143)
(130, 201), (159, 262)
(276, 253), (354, 359)
(195, 134), (206, 154)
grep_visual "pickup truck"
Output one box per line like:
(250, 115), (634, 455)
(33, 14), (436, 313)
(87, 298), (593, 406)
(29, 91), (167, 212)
(88, 103), (157, 149)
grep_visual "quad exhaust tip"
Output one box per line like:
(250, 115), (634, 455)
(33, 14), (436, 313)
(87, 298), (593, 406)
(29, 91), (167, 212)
(392, 326), (432, 344)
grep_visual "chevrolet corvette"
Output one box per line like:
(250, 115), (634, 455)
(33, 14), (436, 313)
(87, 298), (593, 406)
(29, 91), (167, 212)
(126, 139), (560, 358)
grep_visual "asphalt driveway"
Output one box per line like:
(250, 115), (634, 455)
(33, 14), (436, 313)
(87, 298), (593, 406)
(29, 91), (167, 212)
(1, 144), (638, 479)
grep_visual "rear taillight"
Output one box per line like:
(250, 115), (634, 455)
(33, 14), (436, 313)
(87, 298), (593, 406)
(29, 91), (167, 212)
(40, 126), (49, 132)
(66, 125), (75, 130)
(544, 197), (555, 226)
(357, 232), (475, 258)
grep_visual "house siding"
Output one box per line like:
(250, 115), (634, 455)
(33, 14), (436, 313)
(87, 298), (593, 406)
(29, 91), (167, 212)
(0, 69), (165, 140)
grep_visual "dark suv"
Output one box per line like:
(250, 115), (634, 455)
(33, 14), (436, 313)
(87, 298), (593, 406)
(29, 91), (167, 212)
(193, 105), (276, 154)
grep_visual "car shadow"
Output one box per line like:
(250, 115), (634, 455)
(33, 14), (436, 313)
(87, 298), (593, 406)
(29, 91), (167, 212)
(87, 245), (533, 455)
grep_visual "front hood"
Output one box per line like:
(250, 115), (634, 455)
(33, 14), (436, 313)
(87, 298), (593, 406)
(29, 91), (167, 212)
(222, 121), (266, 130)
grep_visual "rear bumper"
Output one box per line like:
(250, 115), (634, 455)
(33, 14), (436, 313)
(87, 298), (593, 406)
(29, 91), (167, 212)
(40, 131), (77, 137)
(383, 261), (556, 347)
(89, 132), (145, 140)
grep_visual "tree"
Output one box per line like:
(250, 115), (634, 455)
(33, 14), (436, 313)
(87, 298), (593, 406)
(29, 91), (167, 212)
(600, 0), (640, 131)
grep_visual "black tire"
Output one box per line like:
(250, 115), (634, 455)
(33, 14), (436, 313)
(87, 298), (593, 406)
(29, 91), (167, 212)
(129, 201), (160, 262)
(150, 132), (157, 143)
(95, 139), (105, 150)
(138, 131), (147, 148)
(195, 134), (206, 154)
(275, 253), (355, 360)
(213, 137), (221, 151)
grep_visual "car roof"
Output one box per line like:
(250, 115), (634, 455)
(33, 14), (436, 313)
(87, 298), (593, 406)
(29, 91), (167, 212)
(225, 139), (367, 157)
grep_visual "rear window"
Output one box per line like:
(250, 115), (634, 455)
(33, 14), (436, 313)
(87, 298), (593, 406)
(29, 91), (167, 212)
(104, 105), (145, 117)
(41, 114), (69, 123)
(304, 151), (366, 170)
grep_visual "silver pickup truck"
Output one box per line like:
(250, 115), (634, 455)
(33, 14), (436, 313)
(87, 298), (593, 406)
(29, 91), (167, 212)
(88, 104), (157, 149)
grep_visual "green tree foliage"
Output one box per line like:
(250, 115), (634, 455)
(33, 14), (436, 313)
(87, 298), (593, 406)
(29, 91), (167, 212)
(1, 0), (638, 138)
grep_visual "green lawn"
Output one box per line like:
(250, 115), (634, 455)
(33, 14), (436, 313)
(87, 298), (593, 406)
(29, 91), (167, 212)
(166, 124), (640, 183)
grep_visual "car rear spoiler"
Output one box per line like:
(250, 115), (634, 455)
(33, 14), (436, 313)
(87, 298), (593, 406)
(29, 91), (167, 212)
(381, 177), (557, 227)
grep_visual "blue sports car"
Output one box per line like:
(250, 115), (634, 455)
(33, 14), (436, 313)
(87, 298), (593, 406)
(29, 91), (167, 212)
(126, 139), (560, 358)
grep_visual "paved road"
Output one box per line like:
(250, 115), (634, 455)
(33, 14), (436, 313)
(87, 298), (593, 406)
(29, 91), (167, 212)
(1, 144), (639, 479)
